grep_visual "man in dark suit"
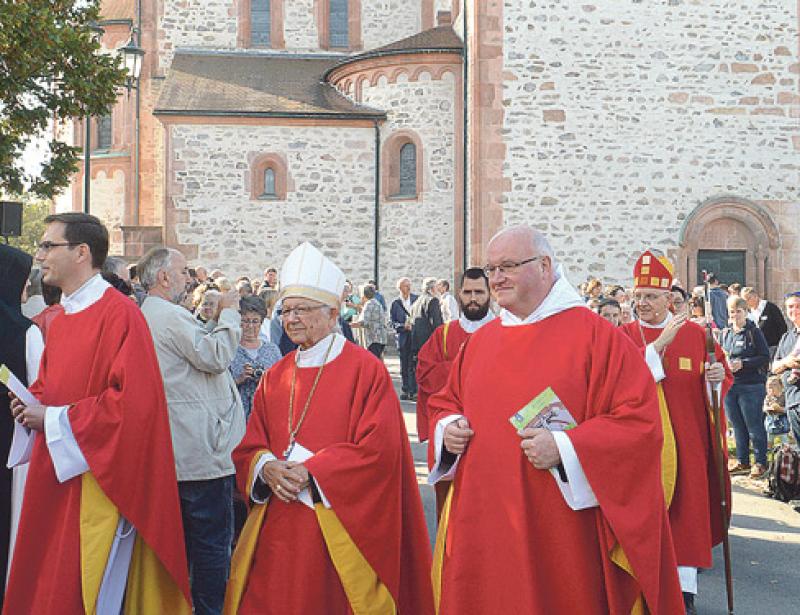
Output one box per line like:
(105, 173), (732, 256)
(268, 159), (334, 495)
(743, 286), (788, 357)
(409, 277), (444, 392)
(390, 277), (418, 400)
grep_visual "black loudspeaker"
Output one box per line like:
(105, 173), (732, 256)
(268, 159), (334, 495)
(0, 201), (23, 237)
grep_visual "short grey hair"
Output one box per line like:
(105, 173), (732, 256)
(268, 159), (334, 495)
(423, 277), (437, 293)
(102, 256), (128, 279)
(138, 247), (176, 291)
(395, 277), (411, 290)
(489, 225), (556, 264)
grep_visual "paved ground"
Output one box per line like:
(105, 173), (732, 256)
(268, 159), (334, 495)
(383, 350), (800, 612)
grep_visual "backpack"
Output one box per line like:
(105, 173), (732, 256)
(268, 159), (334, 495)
(766, 443), (800, 502)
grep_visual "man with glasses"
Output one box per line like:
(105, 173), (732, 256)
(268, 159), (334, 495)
(771, 291), (800, 443)
(139, 246), (245, 615)
(620, 249), (731, 615)
(6, 214), (191, 613)
(416, 267), (494, 517)
(427, 227), (682, 614)
(227, 242), (433, 615)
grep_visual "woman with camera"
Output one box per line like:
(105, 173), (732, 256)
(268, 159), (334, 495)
(229, 295), (281, 420)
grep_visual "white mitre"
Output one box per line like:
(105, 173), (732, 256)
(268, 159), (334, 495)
(279, 242), (346, 308)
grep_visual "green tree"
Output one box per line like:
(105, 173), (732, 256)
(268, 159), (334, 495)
(0, 0), (127, 199)
(5, 196), (51, 256)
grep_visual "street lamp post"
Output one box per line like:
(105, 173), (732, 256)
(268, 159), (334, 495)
(82, 24), (144, 216)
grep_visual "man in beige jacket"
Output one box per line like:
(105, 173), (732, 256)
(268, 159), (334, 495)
(139, 247), (245, 615)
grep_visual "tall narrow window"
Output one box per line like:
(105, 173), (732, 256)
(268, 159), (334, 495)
(398, 143), (416, 197)
(96, 115), (112, 150)
(261, 168), (277, 198)
(251, 0), (271, 46)
(329, 0), (349, 48)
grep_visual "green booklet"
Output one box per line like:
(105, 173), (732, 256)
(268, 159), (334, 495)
(509, 386), (577, 433)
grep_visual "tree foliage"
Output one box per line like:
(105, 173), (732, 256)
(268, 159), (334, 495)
(0, 0), (128, 198)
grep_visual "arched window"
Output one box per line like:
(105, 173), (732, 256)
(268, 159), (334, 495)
(398, 143), (417, 197)
(329, 0), (349, 48)
(250, 153), (290, 201)
(262, 168), (277, 198)
(382, 131), (423, 200)
(96, 114), (112, 151)
(251, 0), (271, 46)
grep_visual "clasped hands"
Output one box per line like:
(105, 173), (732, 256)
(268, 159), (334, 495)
(7, 393), (45, 432)
(260, 460), (310, 503)
(443, 418), (561, 470)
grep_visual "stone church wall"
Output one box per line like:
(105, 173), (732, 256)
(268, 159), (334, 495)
(92, 169), (127, 255)
(361, 1), (423, 52)
(167, 123), (376, 281)
(283, 0), (320, 51)
(157, 0), (237, 70)
(361, 71), (458, 292)
(500, 0), (799, 287)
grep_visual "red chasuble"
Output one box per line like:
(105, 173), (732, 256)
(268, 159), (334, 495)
(230, 342), (434, 615)
(620, 319), (733, 568)
(416, 320), (470, 445)
(430, 309), (683, 615)
(3, 289), (191, 615)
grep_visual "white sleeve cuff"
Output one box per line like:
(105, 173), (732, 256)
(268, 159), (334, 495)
(7, 422), (35, 468)
(551, 431), (599, 511)
(45, 405), (90, 483)
(645, 344), (666, 383)
(428, 414), (463, 484)
(250, 452), (278, 504)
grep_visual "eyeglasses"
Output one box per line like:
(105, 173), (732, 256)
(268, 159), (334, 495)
(279, 305), (328, 319)
(37, 241), (81, 252)
(483, 256), (544, 277)
(241, 318), (263, 325)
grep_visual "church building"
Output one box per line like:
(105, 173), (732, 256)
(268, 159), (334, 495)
(59, 0), (799, 297)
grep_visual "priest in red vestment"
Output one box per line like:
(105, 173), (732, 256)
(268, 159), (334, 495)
(5, 213), (190, 615)
(429, 226), (683, 615)
(225, 242), (434, 615)
(620, 249), (732, 615)
(416, 266), (494, 517)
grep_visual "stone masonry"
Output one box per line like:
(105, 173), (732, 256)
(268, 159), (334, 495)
(167, 123), (377, 282)
(501, 0), (799, 288)
(361, 71), (458, 290)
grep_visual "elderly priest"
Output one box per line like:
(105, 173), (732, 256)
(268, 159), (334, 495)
(224, 242), (434, 615)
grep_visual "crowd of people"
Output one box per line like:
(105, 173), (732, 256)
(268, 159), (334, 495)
(581, 271), (795, 481)
(2, 212), (799, 614)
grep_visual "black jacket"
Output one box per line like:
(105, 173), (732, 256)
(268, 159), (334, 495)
(720, 320), (770, 385)
(410, 293), (444, 353)
(754, 300), (788, 347)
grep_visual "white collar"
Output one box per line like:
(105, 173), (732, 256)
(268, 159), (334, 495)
(499, 265), (587, 327)
(295, 333), (346, 367)
(639, 311), (673, 330)
(748, 299), (767, 322)
(61, 274), (110, 315)
(459, 310), (495, 333)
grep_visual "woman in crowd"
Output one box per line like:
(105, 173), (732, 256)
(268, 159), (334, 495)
(196, 287), (222, 326)
(229, 295), (281, 420)
(352, 284), (388, 358)
(720, 295), (771, 478)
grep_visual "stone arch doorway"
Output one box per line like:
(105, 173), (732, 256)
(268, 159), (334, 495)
(676, 196), (781, 299)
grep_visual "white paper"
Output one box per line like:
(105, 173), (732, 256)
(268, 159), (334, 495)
(2, 364), (39, 468)
(0, 363), (38, 406)
(287, 442), (316, 509)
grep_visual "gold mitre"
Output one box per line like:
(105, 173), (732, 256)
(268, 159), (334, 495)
(279, 242), (346, 308)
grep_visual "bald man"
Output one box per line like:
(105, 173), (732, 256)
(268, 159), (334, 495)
(428, 226), (682, 614)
